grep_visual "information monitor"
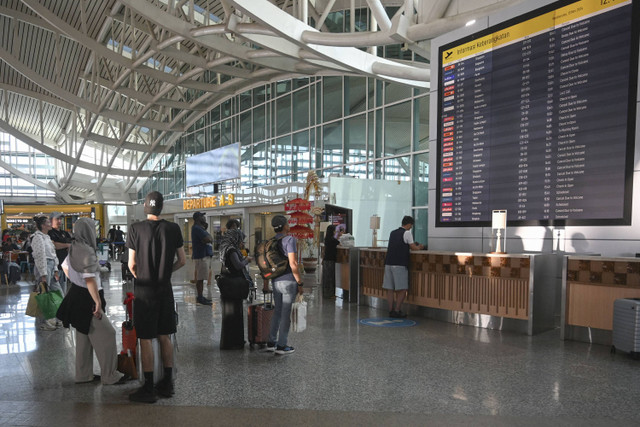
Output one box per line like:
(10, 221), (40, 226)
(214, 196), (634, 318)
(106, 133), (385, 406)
(436, 0), (639, 227)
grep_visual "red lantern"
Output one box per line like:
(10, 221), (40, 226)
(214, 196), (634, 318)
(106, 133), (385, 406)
(288, 211), (314, 225)
(285, 198), (311, 212)
(288, 225), (314, 239)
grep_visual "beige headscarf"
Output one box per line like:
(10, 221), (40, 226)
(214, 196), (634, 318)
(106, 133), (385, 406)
(69, 217), (100, 274)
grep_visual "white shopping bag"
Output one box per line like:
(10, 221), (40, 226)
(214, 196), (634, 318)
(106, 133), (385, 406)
(290, 293), (307, 333)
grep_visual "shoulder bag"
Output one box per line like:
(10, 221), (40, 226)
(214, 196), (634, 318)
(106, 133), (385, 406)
(216, 253), (250, 300)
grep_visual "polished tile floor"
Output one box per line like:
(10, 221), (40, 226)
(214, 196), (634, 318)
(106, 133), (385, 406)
(0, 259), (638, 426)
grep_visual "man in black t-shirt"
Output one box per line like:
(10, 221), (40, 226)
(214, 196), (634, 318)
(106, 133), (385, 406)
(48, 212), (72, 293)
(126, 191), (186, 403)
(107, 225), (116, 242)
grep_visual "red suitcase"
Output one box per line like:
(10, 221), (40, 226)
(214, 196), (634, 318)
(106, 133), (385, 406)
(121, 292), (137, 356)
(247, 292), (273, 348)
(118, 293), (137, 379)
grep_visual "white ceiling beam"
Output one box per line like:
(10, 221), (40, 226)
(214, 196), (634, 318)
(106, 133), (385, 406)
(0, 157), (73, 203)
(86, 132), (153, 152)
(121, 0), (303, 74)
(0, 46), (182, 132)
(19, 0), (219, 102)
(0, 119), (151, 177)
(229, 0), (428, 87)
(0, 84), (75, 111)
(366, 0), (392, 31)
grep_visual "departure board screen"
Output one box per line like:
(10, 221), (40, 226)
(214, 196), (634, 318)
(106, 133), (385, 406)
(436, 0), (638, 227)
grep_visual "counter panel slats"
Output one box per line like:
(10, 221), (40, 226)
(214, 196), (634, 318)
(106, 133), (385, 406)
(565, 256), (640, 332)
(360, 250), (529, 320)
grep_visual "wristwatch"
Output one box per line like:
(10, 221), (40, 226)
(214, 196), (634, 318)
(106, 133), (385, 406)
(297, 282), (304, 287)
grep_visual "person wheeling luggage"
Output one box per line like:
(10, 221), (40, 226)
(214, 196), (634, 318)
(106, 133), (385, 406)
(56, 217), (125, 385)
(266, 215), (303, 355)
(126, 191), (186, 403)
(218, 229), (253, 349)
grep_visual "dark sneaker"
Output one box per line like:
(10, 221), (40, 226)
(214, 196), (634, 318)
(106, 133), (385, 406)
(155, 378), (174, 398)
(389, 311), (397, 318)
(196, 296), (212, 305)
(129, 386), (157, 403)
(275, 345), (295, 355)
(394, 311), (407, 318)
(265, 342), (276, 352)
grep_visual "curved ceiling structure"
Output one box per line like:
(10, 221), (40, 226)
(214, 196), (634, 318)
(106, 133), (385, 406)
(0, 0), (522, 203)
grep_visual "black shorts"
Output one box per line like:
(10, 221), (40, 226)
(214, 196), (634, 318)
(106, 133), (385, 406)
(133, 285), (176, 339)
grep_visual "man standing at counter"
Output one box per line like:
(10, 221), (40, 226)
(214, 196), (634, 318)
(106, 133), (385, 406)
(383, 215), (424, 318)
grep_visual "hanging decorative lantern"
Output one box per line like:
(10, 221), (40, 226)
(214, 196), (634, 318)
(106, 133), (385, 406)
(288, 211), (314, 225)
(285, 197), (311, 212)
(288, 225), (315, 239)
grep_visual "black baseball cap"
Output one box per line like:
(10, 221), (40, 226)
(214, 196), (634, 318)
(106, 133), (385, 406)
(144, 191), (164, 215)
(271, 215), (288, 231)
(193, 211), (205, 220)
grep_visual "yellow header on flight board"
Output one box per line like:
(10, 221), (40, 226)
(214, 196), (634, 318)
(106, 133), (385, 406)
(442, 0), (630, 65)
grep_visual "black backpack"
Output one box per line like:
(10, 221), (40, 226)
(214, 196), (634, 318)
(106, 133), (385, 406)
(254, 236), (289, 280)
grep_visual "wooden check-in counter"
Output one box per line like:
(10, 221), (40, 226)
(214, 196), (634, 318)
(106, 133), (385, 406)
(562, 256), (640, 344)
(335, 247), (358, 303)
(359, 249), (560, 335)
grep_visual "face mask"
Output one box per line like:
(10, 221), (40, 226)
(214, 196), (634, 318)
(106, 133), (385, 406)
(203, 222), (208, 230)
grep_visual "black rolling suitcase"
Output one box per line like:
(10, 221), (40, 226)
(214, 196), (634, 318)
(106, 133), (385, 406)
(220, 297), (245, 350)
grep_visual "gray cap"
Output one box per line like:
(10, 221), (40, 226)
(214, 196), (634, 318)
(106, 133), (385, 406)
(49, 211), (63, 220)
(271, 215), (288, 230)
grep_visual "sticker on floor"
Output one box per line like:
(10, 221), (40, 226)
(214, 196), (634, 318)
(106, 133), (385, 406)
(359, 318), (416, 327)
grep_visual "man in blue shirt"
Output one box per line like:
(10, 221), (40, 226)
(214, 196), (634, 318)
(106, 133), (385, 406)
(191, 211), (212, 305)
(267, 215), (303, 355)
(383, 216), (424, 318)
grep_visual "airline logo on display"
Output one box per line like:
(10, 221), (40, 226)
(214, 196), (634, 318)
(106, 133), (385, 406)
(441, 58), (458, 221)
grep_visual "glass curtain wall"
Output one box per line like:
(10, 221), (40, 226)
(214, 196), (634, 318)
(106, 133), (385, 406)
(139, 9), (430, 224)
(141, 75), (429, 201)
(0, 132), (56, 198)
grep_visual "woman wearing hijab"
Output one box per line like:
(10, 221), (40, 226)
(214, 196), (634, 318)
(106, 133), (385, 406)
(218, 229), (253, 350)
(56, 217), (123, 385)
(31, 215), (62, 330)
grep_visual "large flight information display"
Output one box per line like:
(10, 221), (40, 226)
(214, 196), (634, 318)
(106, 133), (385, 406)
(437, 0), (638, 227)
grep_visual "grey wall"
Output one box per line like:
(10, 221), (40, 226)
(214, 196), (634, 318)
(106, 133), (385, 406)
(428, 0), (640, 257)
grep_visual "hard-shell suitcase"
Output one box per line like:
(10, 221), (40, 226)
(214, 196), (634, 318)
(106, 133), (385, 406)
(220, 298), (245, 350)
(118, 293), (137, 379)
(612, 298), (640, 359)
(247, 292), (274, 348)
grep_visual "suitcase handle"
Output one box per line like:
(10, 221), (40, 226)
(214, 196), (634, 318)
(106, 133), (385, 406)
(262, 290), (273, 306)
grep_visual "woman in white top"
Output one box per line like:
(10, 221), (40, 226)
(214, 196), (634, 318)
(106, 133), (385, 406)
(31, 215), (62, 330)
(57, 217), (123, 385)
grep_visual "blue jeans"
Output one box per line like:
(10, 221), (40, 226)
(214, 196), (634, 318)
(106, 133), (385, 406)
(269, 279), (297, 347)
(35, 258), (63, 294)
